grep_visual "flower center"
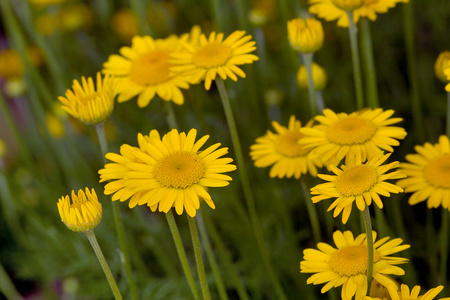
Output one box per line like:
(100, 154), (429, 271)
(154, 152), (206, 189)
(129, 50), (171, 86)
(275, 131), (309, 157)
(331, 0), (365, 10)
(424, 154), (450, 189)
(192, 43), (232, 68)
(335, 165), (378, 196)
(329, 245), (380, 276)
(326, 117), (377, 145)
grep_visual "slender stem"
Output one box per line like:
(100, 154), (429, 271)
(95, 123), (139, 300)
(440, 210), (449, 292)
(163, 100), (179, 129)
(84, 230), (123, 300)
(196, 212), (229, 300)
(188, 216), (211, 300)
(402, 2), (425, 142)
(300, 178), (322, 243)
(362, 207), (374, 290)
(215, 78), (287, 300)
(129, 0), (153, 35)
(201, 206), (250, 300)
(347, 11), (365, 110)
(359, 18), (379, 108)
(315, 91), (325, 113)
(165, 210), (200, 300)
(0, 263), (24, 300)
(301, 53), (318, 117)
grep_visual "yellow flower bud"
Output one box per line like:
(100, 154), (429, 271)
(45, 112), (65, 139)
(57, 188), (102, 232)
(296, 63), (328, 91)
(287, 18), (324, 53)
(331, 0), (365, 11)
(435, 51), (450, 83)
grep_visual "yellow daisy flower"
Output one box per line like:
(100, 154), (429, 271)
(102, 34), (190, 107)
(287, 17), (324, 53)
(434, 51), (450, 83)
(308, 0), (408, 28)
(250, 115), (322, 179)
(57, 188), (103, 232)
(99, 129), (236, 217)
(311, 153), (405, 224)
(58, 72), (116, 125)
(397, 135), (450, 210)
(299, 108), (407, 166)
(364, 284), (449, 300)
(170, 30), (259, 90)
(300, 230), (410, 300)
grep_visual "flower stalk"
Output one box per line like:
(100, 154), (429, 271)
(84, 230), (123, 300)
(362, 207), (374, 290)
(301, 52), (318, 117)
(359, 18), (379, 108)
(215, 78), (287, 300)
(347, 11), (364, 110)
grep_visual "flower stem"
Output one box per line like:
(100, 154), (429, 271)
(165, 210), (200, 300)
(362, 207), (374, 290)
(163, 100), (179, 129)
(440, 210), (449, 294)
(188, 216), (211, 300)
(95, 123), (139, 300)
(300, 178), (322, 243)
(215, 78), (287, 300)
(402, 2), (425, 142)
(84, 230), (123, 300)
(359, 18), (379, 108)
(347, 11), (365, 110)
(301, 53), (319, 117)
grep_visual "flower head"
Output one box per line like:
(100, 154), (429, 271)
(397, 135), (450, 210)
(58, 72), (116, 125)
(301, 230), (409, 300)
(170, 30), (259, 90)
(0, 47), (43, 79)
(297, 62), (328, 91)
(364, 284), (448, 300)
(445, 67), (450, 92)
(99, 129), (236, 217)
(309, 0), (408, 27)
(287, 17), (324, 53)
(250, 115), (322, 179)
(311, 153), (405, 223)
(111, 8), (138, 43)
(57, 188), (103, 232)
(299, 108), (407, 166)
(102, 34), (190, 107)
(434, 51), (450, 83)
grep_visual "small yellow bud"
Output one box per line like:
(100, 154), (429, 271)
(287, 18), (324, 53)
(57, 188), (103, 233)
(435, 51), (450, 83)
(296, 63), (328, 91)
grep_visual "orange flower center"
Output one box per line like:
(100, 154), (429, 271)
(424, 154), (450, 189)
(275, 131), (309, 157)
(155, 152), (206, 188)
(326, 117), (377, 145)
(336, 165), (378, 196)
(329, 245), (380, 276)
(192, 43), (232, 68)
(129, 50), (171, 86)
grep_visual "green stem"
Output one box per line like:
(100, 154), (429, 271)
(347, 11), (365, 110)
(215, 78), (287, 300)
(163, 100), (179, 129)
(402, 2), (425, 142)
(84, 230), (123, 300)
(95, 123), (139, 300)
(196, 212), (229, 300)
(440, 210), (449, 292)
(201, 206), (250, 300)
(129, 0), (153, 35)
(362, 207), (374, 290)
(188, 216), (211, 300)
(300, 178), (322, 243)
(301, 53), (318, 117)
(359, 18), (379, 108)
(0, 263), (24, 300)
(165, 210), (200, 300)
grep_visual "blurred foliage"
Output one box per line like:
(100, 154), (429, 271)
(0, 0), (450, 299)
